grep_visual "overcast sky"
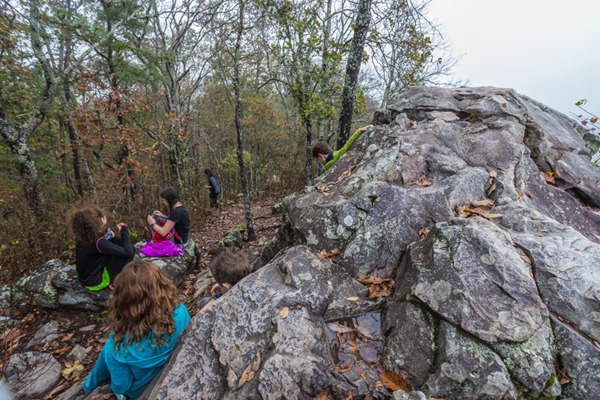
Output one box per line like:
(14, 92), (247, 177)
(427, 0), (600, 118)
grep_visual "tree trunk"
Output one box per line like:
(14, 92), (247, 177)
(0, 0), (55, 219)
(337, 0), (372, 149)
(233, 0), (256, 241)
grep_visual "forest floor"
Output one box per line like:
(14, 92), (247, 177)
(0, 198), (283, 399)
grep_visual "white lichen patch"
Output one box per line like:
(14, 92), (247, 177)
(415, 280), (452, 311)
(306, 231), (318, 246)
(343, 215), (354, 227)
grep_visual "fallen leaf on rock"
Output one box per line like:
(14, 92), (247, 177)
(521, 255), (532, 264)
(314, 389), (334, 400)
(316, 248), (341, 261)
(327, 323), (354, 334)
(280, 307), (289, 319)
(338, 360), (353, 373)
(379, 370), (411, 392)
(53, 346), (71, 356)
(345, 296), (360, 301)
(481, 213), (503, 220)
(356, 276), (395, 298)
(255, 280), (265, 287)
(22, 313), (35, 324)
(471, 198), (495, 208)
(489, 170), (497, 178)
(238, 350), (261, 388)
(542, 172), (556, 184)
(62, 360), (84, 379)
(486, 181), (497, 196)
(558, 366), (571, 385)
(418, 227), (430, 238)
(408, 176), (432, 187)
(331, 165), (358, 185)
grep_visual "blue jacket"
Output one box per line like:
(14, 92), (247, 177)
(84, 304), (190, 398)
(209, 176), (220, 194)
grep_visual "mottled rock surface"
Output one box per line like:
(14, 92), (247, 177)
(145, 87), (600, 399)
(5, 352), (61, 399)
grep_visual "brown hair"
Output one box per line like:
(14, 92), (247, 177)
(312, 141), (332, 158)
(109, 260), (179, 349)
(159, 187), (181, 210)
(210, 248), (250, 286)
(204, 168), (216, 181)
(68, 205), (105, 244)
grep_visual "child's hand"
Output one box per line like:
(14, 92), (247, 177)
(147, 215), (156, 225)
(153, 210), (164, 217)
(116, 223), (127, 233)
(210, 283), (221, 296)
(359, 124), (374, 133)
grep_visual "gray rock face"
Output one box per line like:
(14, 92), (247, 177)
(16, 244), (197, 311)
(147, 87), (600, 400)
(5, 352), (61, 399)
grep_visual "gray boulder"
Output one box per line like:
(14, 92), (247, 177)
(4, 351), (61, 399)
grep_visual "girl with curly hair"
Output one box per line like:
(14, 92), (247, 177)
(84, 260), (190, 398)
(68, 206), (134, 290)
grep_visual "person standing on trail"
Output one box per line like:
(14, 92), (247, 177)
(204, 168), (220, 209)
(312, 124), (374, 171)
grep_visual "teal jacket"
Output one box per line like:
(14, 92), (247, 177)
(325, 127), (366, 171)
(84, 304), (190, 399)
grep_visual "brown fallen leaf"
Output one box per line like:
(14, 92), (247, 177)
(255, 280), (265, 287)
(238, 350), (262, 388)
(280, 307), (289, 319)
(489, 170), (497, 178)
(314, 389), (334, 400)
(418, 227), (430, 238)
(379, 370), (411, 392)
(471, 199), (495, 208)
(316, 248), (341, 261)
(408, 176), (433, 187)
(542, 172), (556, 184)
(481, 213), (503, 220)
(558, 366), (571, 385)
(338, 360), (353, 373)
(327, 323), (354, 334)
(345, 296), (360, 301)
(486, 181), (497, 196)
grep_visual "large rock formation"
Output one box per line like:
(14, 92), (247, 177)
(148, 87), (600, 399)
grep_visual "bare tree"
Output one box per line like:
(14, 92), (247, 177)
(337, 0), (373, 149)
(0, 0), (56, 217)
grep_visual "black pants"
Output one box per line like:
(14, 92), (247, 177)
(105, 237), (134, 283)
(209, 193), (219, 209)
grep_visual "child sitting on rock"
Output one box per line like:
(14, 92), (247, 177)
(312, 124), (373, 171)
(84, 260), (190, 399)
(68, 205), (134, 291)
(199, 248), (250, 311)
